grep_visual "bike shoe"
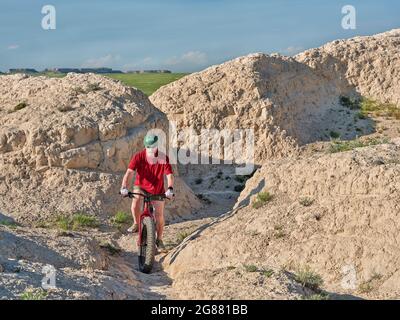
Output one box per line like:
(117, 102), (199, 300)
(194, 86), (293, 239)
(127, 223), (138, 233)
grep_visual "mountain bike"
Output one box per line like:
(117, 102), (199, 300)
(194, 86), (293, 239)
(122, 191), (166, 274)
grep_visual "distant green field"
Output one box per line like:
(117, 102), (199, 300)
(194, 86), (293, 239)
(37, 72), (188, 96)
(105, 73), (188, 96)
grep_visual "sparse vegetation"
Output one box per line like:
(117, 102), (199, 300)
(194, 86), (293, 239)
(0, 220), (18, 228)
(111, 211), (131, 226)
(20, 288), (48, 300)
(294, 266), (324, 291)
(234, 185), (245, 192)
(274, 225), (285, 239)
(9, 101), (28, 113)
(360, 98), (400, 120)
(252, 191), (273, 209)
(329, 131), (341, 139)
(57, 105), (74, 112)
(299, 197), (314, 207)
(262, 269), (274, 278)
(55, 213), (98, 231)
(244, 264), (258, 273)
(358, 272), (383, 294)
(177, 231), (191, 244)
(86, 83), (102, 92)
(329, 137), (390, 153)
(340, 96), (360, 110)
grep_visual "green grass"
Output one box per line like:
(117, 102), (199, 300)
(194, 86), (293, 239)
(105, 73), (188, 96)
(252, 191), (273, 209)
(244, 264), (258, 273)
(39, 72), (188, 96)
(262, 269), (275, 278)
(299, 197), (314, 207)
(340, 96), (400, 120)
(8, 101), (28, 113)
(111, 211), (132, 225)
(177, 231), (191, 244)
(294, 266), (324, 291)
(55, 213), (98, 231)
(329, 137), (390, 153)
(0, 220), (19, 228)
(360, 98), (400, 119)
(329, 131), (341, 139)
(20, 288), (48, 300)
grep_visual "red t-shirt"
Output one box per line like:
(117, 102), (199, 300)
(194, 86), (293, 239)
(128, 149), (173, 194)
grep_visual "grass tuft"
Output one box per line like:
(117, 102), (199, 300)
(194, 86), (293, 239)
(294, 266), (324, 291)
(252, 191), (273, 209)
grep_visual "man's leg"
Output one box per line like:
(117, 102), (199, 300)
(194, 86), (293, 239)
(153, 200), (165, 240)
(131, 195), (143, 229)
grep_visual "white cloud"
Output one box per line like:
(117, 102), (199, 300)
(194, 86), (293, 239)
(282, 46), (304, 55)
(7, 44), (19, 50)
(82, 54), (121, 68)
(165, 51), (208, 67)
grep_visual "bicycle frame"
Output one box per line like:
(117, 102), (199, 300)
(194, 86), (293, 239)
(124, 192), (166, 246)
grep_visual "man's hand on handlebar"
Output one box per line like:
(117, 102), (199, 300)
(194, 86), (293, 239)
(165, 187), (174, 200)
(120, 187), (129, 197)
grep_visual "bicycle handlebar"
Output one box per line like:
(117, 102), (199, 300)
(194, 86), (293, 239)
(119, 191), (168, 200)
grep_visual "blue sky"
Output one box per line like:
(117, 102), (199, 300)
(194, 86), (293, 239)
(0, 0), (399, 72)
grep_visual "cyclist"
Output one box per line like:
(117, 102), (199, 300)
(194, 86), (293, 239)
(120, 134), (174, 251)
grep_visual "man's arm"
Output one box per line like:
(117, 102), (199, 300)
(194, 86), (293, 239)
(122, 169), (135, 189)
(166, 174), (174, 190)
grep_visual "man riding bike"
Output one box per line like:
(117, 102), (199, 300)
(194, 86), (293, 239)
(120, 134), (174, 252)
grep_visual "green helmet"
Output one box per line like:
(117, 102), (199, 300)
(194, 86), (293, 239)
(144, 134), (158, 148)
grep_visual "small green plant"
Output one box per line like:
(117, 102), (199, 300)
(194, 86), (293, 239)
(262, 269), (274, 278)
(329, 131), (341, 139)
(244, 264), (258, 273)
(177, 231), (191, 244)
(87, 83), (102, 92)
(329, 137), (390, 153)
(112, 211), (131, 225)
(0, 220), (18, 228)
(9, 101), (28, 113)
(227, 266), (236, 271)
(274, 225), (285, 239)
(252, 191), (273, 209)
(57, 105), (74, 112)
(359, 281), (374, 294)
(234, 185), (245, 192)
(360, 98), (400, 119)
(339, 96), (360, 110)
(299, 197), (314, 207)
(20, 288), (48, 300)
(294, 266), (324, 291)
(55, 213), (98, 231)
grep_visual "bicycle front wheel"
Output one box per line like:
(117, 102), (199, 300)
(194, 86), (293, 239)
(138, 216), (156, 274)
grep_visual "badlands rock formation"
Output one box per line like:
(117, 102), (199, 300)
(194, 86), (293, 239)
(164, 141), (400, 299)
(151, 53), (368, 163)
(296, 29), (400, 105)
(158, 29), (400, 299)
(0, 73), (200, 224)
